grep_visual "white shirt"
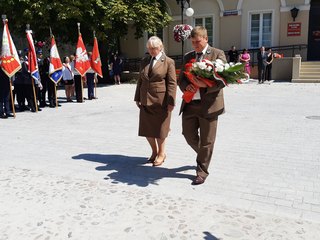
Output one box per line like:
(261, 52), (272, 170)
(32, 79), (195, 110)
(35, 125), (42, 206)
(150, 52), (162, 68)
(192, 44), (209, 100)
(62, 63), (74, 80)
(70, 61), (80, 76)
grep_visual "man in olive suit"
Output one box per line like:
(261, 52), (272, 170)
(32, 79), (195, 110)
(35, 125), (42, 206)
(178, 26), (227, 185)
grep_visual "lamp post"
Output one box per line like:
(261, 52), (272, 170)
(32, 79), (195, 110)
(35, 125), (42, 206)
(176, 0), (194, 62)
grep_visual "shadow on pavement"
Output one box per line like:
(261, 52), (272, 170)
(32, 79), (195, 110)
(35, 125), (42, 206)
(72, 153), (195, 187)
(203, 231), (219, 240)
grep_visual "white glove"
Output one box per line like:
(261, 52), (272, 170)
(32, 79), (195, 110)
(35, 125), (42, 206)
(38, 82), (43, 90)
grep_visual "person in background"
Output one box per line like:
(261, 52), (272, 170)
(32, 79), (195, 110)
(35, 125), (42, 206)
(86, 52), (96, 100)
(0, 68), (13, 118)
(134, 36), (177, 167)
(265, 48), (274, 81)
(178, 26), (227, 185)
(239, 48), (251, 77)
(39, 55), (50, 108)
(70, 54), (83, 102)
(257, 46), (267, 84)
(14, 54), (29, 112)
(110, 52), (123, 85)
(227, 45), (239, 63)
(62, 56), (74, 102)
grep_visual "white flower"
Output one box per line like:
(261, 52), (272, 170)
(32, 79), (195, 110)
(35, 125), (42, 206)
(215, 65), (224, 72)
(224, 63), (230, 70)
(215, 59), (224, 65)
(197, 62), (207, 70)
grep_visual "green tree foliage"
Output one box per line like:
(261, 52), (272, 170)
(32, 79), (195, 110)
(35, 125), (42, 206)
(0, 0), (171, 45)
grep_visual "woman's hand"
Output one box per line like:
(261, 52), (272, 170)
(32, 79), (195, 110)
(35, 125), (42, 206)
(167, 105), (174, 112)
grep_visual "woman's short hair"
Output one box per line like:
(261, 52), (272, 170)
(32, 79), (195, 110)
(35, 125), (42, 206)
(191, 26), (208, 38)
(63, 56), (69, 63)
(146, 36), (163, 51)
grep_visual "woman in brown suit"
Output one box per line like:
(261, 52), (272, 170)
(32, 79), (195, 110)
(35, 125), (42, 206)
(134, 36), (177, 166)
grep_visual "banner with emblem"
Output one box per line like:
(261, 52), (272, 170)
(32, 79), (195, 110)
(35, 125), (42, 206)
(75, 33), (90, 76)
(26, 29), (40, 82)
(0, 19), (21, 77)
(91, 35), (103, 78)
(49, 35), (63, 84)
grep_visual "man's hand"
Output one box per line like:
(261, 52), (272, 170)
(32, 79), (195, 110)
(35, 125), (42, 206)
(192, 76), (208, 88)
(186, 84), (197, 92)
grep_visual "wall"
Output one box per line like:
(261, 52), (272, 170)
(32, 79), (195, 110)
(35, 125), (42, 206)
(272, 57), (294, 81)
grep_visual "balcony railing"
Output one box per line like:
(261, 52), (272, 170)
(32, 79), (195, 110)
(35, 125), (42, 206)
(121, 44), (308, 72)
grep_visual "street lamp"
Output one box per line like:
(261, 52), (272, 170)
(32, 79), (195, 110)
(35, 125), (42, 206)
(176, 0), (194, 62)
(176, 0), (194, 24)
(290, 7), (299, 22)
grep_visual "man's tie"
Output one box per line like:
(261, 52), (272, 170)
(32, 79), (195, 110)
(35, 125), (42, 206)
(196, 52), (203, 62)
(148, 57), (155, 76)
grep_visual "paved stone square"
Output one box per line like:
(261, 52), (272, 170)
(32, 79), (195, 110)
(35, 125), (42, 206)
(1, 81), (320, 239)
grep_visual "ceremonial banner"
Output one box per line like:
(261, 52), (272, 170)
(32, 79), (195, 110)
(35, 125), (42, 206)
(75, 34), (90, 76)
(0, 20), (21, 77)
(49, 36), (63, 84)
(26, 30), (40, 82)
(91, 36), (103, 77)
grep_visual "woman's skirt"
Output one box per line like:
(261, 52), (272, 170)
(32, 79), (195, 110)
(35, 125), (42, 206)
(138, 104), (171, 139)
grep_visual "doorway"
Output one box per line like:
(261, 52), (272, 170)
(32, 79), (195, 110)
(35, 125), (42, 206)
(307, 0), (320, 60)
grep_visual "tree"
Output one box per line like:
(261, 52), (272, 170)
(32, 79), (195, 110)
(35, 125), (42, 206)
(1, 0), (171, 82)
(0, 0), (171, 45)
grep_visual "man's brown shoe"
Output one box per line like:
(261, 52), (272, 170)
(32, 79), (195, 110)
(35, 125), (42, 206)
(192, 175), (205, 185)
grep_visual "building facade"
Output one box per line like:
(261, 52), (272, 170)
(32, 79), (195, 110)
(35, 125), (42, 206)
(120, 0), (320, 61)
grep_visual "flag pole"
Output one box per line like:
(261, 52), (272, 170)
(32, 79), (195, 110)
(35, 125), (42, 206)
(49, 27), (58, 108)
(26, 23), (38, 112)
(9, 78), (16, 118)
(77, 22), (84, 103)
(54, 84), (58, 107)
(93, 30), (97, 99)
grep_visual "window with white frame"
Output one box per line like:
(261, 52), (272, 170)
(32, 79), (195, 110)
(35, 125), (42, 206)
(195, 17), (213, 46)
(250, 12), (272, 48)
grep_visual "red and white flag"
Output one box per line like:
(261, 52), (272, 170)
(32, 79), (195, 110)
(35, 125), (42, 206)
(49, 36), (63, 84)
(90, 36), (103, 78)
(75, 34), (90, 76)
(26, 29), (40, 82)
(0, 20), (21, 77)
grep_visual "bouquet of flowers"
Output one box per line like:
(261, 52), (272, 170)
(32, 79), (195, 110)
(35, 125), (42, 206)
(173, 24), (193, 42)
(183, 59), (246, 103)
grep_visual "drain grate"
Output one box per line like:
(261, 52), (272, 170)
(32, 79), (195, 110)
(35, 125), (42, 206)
(306, 116), (320, 120)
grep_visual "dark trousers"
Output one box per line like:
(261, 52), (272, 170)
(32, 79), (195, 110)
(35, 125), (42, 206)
(86, 73), (95, 99)
(182, 102), (218, 179)
(39, 77), (48, 106)
(265, 65), (272, 81)
(258, 65), (266, 82)
(24, 84), (36, 111)
(74, 75), (83, 102)
(0, 85), (10, 115)
(47, 80), (56, 105)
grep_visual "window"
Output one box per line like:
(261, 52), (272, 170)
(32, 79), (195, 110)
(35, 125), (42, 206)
(195, 17), (214, 46)
(250, 12), (272, 48)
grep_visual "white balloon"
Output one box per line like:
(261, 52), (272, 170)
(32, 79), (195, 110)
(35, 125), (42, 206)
(185, 8), (194, 17)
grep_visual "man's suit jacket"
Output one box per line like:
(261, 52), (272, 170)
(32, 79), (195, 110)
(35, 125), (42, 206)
(134, 53), (176, 107)
(257, 51), (268, 68)
(178, 46), (227, 118)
